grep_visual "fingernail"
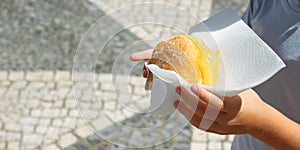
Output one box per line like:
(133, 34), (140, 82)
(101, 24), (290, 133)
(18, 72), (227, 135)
(176, 86), (181, 94)
(191, 85), (199, 94)
(143, 69), (147, 77)
(173, 100), (180, 108)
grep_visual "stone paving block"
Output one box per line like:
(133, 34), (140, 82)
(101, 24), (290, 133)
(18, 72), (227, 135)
(223, 141), (232, 150)
(55, 71), (71, 81)
(46, 127), (60, 140)
(133, 86), (149, 96)
(26, 99), (40, 109)
(22, 125), (34, 134)
(0, 72), (8, 81)
(35, 126), (47, 134)
(58, 133), (77, 148)
(27, 82), (45, 89)
(26, 72), (43, 81)
(7, 141), (19, 150)
(227, 134), (235, 142)
(39, 118), (51, 126)
(52, 119), (63, 127)
(65, 99), (76, 108)
(100, 82), (114, 91)
(0, 131), (6, 141)
(41, 109), (60, 118)
(57, 88), (71, 99)
(129, 76), (146, 87)
(73, 81), (91, 90)
(0, 87), (7, 95)
(192, 128), (208, 142)
(21, 117), (38, 125)
(22, 134), (42, 145)
(0, 81), (10, 87)
(91, 116), (113, 131)
(43, 144), (60, 150)
(53, 100), (63, 108)
(208, 141), (222, 150)
(0, 142), (6, 149)
(190, 142), (207, 150)
(26, 71), (54, 82)
(208, 132), (226, 141)
(40, 71), (55, 81)
(69, 109), (79, 118)
(5, 89), (19, 99)
(46, 82), (55, 89)
(8, 71), (25, 81)
(30, 109), (41, 117)
(62, 118), (77, 129)
(75, 125), (94, 139)
(56, 81), (73, 87)
(10, 81), (27, 90)
(5, 123), (21, 132)
(40, 101), (53, 108)
(72, 72), (95, 82)
(97, 74), (112, 83)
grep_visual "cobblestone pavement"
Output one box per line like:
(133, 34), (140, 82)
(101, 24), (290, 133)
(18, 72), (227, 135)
(0, 0), (249, 149)
(0, 71), (234, 149)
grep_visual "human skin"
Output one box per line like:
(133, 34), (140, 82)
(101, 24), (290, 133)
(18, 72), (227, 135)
(130, 50), (300, 149)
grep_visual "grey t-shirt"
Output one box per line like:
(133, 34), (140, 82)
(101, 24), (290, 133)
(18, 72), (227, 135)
(232, 0), (300, 149)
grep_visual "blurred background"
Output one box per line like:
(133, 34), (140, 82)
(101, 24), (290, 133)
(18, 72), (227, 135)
(0, 0), (248, 149)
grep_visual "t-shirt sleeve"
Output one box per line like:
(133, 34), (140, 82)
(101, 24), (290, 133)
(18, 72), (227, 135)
(242, 0), (254, 27)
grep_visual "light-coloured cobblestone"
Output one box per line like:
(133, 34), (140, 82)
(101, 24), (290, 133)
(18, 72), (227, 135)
(10, 81), (27, 90)
(26, 71), (54, 81)
(55, 71), (71, 81)
(27, 82), (45, 89)
(192, 129), (208, 142)
(26, 99), (40, 109)
(65, 99), (76, 108)
(75, 125), (94, 138)
(58, 133), (77, 148)
(208, 141), (222, 150)
(0, 142), (6, 149)
(0, 72), (8, 81)
(22, 134), (43, 145)
(5, 123), (21, 132)
(43, 144), (60, 150)
(224, 141), (233, 150)
(191, 142), (207, 150)
(39, 118), (51, 126)
(41, 109), (60, 118)
(35, 126), (47, 134)
(30, 109), (41, 117)
(227, 134), (235, 142)
(208, 133), (226, 141)
(7, 141), (19, 150)
(8, 72), (25, 81)
(0, 81), (10, 87)
(0, 87), (7, 95)
(22, 125), (34, 134)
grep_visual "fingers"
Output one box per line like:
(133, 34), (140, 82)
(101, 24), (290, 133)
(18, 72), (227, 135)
(174, 100), (221, 132)
(175, 86), (207, 116)
(191, 85), (224, 110)
(130, 49), (153, 61)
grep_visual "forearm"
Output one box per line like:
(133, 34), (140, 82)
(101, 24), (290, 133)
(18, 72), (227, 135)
(250, 102), (300, 149)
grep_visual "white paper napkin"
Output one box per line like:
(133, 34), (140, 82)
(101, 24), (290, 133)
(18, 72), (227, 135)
(146, 9), (286, 116)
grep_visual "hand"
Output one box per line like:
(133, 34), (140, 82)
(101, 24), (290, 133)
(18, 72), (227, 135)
(130, 49), (153, 78)
(174, 85), (266, 135)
